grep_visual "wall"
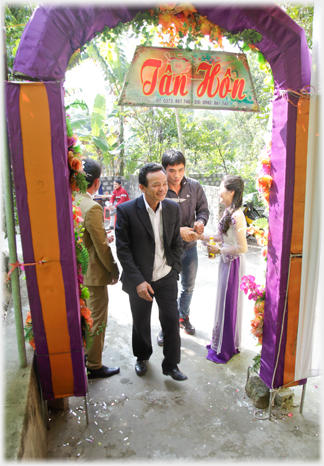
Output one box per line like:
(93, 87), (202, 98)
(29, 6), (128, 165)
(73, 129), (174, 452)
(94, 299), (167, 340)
(105, 173), (224, 230)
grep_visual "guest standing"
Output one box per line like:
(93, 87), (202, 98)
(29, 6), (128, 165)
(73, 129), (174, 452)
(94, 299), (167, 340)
(115, 163), (187, 381)
(200, 175), (247, 364)
(74, 159), (120, 379)
(156, 149), (209, 346)
(107, 179), (130, 229)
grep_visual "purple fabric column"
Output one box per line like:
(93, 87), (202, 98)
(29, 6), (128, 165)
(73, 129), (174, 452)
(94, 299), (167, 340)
(46, 82), (87, 397)
(5, 83), (54, 399)
(260, 95), (298, 388)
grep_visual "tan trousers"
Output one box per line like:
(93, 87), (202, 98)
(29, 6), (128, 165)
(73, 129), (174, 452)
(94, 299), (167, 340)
(85, 285), (108, 370)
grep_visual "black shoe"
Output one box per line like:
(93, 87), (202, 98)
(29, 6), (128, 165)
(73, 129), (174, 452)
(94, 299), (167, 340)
(179, 317), (195, 335)
(157, 330), (164, 346)
(87, 365), (120, 379)
(163, 366), (188, 381)
(135, 360), (148, 376)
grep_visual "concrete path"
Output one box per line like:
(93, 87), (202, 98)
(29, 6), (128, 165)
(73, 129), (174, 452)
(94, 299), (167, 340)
(46, 237), (322, 461)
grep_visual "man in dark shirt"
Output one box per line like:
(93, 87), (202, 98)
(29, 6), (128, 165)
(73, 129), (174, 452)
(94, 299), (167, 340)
(157, 149), (209, 345)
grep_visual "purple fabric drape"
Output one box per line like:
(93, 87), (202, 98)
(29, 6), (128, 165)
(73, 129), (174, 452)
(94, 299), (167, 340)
(5, 82), (54, 399)
(46, 82), (87, 397)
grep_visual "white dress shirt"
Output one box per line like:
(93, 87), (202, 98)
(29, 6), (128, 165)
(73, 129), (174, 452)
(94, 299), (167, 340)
(143, 194), (171, 282)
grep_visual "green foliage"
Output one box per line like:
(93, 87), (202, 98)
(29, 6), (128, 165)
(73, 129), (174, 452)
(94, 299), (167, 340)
(80, 286), (90, 300)
(4, 4), (36, 78)
(225, 28), (263, 49)
(73, 171), (88, 194)
(76, 243), (89, 276)
(65, 99), (89, 114)
(83, 321), (107, 351)
(24, 322), (34, 343)
(252, 217), (269, 230)
(251, 351), (261, 373)
(91, 94), (107, 137)
(279, 2), (314, 50)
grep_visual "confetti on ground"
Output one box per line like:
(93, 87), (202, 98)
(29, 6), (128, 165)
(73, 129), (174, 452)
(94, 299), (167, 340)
(288, 413), (293, 417)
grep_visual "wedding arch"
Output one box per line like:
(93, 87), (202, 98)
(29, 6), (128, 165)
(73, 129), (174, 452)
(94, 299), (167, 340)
(5, 4), (313, 402)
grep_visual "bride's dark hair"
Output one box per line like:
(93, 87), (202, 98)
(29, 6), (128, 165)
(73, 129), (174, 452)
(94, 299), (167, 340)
(219, 175), (244, 234)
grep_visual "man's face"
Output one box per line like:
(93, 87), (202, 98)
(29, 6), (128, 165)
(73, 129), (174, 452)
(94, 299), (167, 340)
(165, 163), (185, 189)
(140, 170), (168, 206)
(114, 182), (120, 190)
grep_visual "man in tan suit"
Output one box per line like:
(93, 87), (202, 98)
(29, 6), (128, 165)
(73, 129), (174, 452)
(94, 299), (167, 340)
(74, 159), (120, 379)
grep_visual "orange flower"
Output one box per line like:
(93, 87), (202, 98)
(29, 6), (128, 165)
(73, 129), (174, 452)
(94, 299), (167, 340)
(263, 190), (270, 203)
(159, 12), (174, 29)
(200, 17), (213, 36)
(86, 317), (93, 329)
(262, 247), (268, 259)
(81, 306), (92, 321)
(258, 175), (273, 190)
(248, 44), (259, 51)
(70, 177), (80, 192)
(258, 336), (263, 344)
(260, 155), (271, 166)
(29, 338), (36, 350)
(254, 300), (265, 314)
(257, 236), (268, 247)
(25, 311), (32, 325)
(174, 4), (197, 15)
(79, 298), (85, 307)
(159, 3), (177, 11)
(68, 155), (83, 172)
(172, 12), (187, 30)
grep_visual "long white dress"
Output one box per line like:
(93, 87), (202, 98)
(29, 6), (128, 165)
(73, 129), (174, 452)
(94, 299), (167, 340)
(206, 208), (247, 364)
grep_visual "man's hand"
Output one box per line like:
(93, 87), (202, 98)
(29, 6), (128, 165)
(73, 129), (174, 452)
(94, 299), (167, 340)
(180, 227), (200, 242)
(194, 221), (204, 235)
(136, 281), (154, 301)
(110, 277), (119, 285)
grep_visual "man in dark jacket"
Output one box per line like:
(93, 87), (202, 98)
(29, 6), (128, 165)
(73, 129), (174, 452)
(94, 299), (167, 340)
(115, 163), (187, 381)
(157, 149), (209, 345)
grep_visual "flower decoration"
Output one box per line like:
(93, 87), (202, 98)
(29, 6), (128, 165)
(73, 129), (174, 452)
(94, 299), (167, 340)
(257, 141), (272, 205)
(150, 4), (224, 48)
(66, 115), (88, 195)
(24, 311), (35, 350)
(240, 275), (265, 345)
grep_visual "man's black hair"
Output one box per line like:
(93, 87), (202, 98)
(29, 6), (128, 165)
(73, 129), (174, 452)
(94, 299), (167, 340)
(139, 163), (166, 187)
(83, 158), (101, 188)
(114, 179), (122, 185)
(161, 149), (186, 169)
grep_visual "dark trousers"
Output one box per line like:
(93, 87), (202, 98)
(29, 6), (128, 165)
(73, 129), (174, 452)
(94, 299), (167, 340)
(128, 269), (180, 371)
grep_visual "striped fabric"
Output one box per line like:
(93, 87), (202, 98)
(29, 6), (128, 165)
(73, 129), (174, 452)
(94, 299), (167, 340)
(5, 81), (87, 400)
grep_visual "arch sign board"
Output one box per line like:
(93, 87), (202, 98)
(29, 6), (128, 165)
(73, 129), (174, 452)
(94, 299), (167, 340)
(118, 46), (259, 112)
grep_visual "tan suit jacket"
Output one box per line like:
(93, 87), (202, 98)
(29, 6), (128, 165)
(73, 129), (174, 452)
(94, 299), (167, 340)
(74, 193), (119, 286)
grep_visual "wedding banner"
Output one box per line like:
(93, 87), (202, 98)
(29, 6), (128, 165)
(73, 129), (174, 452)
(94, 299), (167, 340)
(118, 46), (260, 112)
